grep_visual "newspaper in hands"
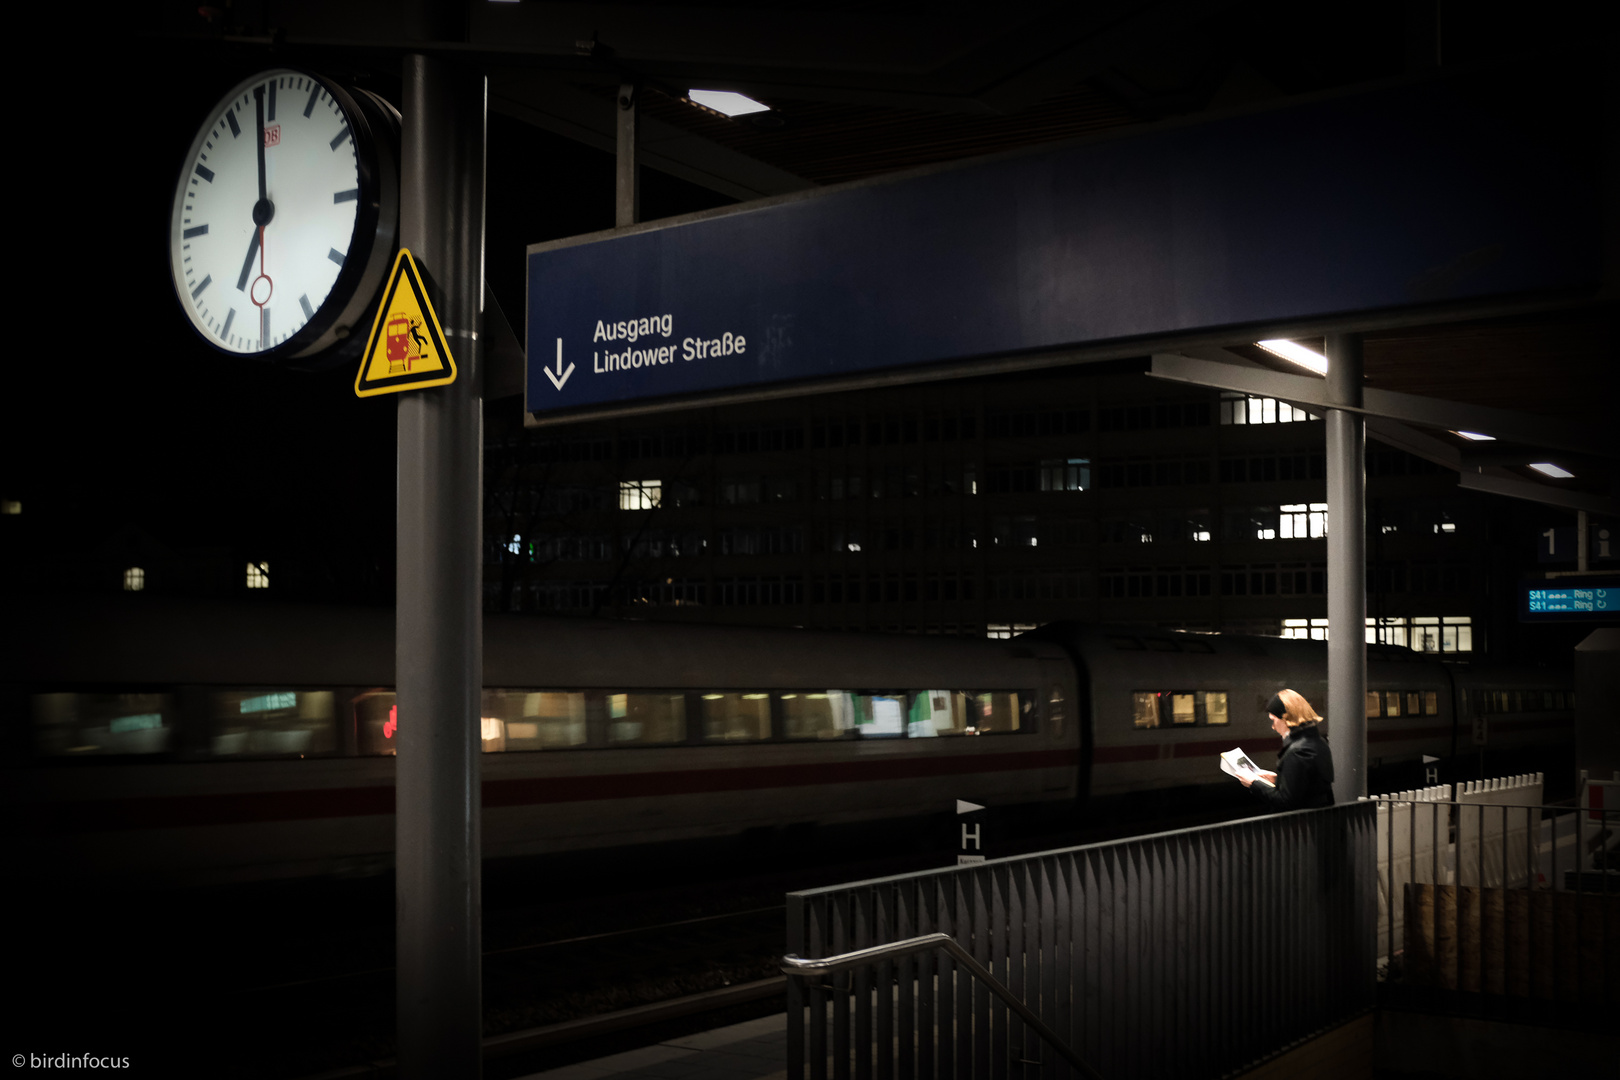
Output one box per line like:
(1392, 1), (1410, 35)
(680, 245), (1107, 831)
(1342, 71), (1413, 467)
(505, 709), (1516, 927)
(1219, 748), (1275, 787)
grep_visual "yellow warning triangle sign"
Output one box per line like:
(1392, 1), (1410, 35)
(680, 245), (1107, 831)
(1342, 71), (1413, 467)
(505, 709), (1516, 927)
(355, 249), (458, 398)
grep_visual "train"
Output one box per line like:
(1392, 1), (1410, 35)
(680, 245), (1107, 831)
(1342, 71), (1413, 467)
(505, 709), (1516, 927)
(2, 596), (1574, 887)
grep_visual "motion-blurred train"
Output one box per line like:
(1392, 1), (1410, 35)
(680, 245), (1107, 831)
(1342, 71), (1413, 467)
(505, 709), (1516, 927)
(3, 598), (1573, 886)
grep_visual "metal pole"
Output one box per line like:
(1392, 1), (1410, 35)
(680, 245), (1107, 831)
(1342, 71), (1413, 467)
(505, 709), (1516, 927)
(616, 82), (639, 228)
(396, 51), (487, 1080)
(1326, 332), (1367, 803)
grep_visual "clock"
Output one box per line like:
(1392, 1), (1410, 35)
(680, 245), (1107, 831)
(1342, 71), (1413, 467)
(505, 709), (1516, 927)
(169, 69), (399, 367)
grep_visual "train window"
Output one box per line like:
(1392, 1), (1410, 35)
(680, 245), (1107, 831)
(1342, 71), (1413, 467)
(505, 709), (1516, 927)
(208, 690), (337, 757)
(1132, 692), (1158, 729)
(1384, 691), (1401, 718)
(702, 693), (772, 741)
(1170, 694), (1197, 725)
(1423, 691), (1438, 716)
(972, 691), (1026, 733)
(855, 694), (907, 737)
(1366, 692), (1381, 718)
(32, 692), (176, 756)
(607, 693), (688, 746)
(782, 693), (848, 739)
(483, 691), (588, 751)
(1202, 691), (1229, 725)
(908, 691), (959, 736)
(355, 690), (397, 755)
(1405, 692), (1420, 717)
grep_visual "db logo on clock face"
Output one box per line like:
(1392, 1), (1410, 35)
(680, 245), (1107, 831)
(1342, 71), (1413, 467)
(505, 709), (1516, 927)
(263, 123), (281, 147)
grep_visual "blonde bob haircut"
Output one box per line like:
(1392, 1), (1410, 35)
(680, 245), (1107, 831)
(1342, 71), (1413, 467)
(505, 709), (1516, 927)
(1274, 689), (1322, 728)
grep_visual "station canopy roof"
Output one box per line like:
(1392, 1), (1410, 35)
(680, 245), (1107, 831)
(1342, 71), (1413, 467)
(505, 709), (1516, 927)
(147, 0), (1614, 514)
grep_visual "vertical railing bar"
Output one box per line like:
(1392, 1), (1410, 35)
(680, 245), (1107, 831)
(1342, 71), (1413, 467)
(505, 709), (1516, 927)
(1097, 848), (1113, 1080)
(978, 866), (996, 1080)
(834, 892), (851, 1080)
(1012, 861), (1030, 1079)
(1475, 802), (1483, 995)
(1431, 801), (1440, 998)
(926, 880), (939, 1080)
(1041, 857), (1059, 1080)
(788, 892), (807, 1080)
(898, 883), (914, 1080)
(855, 889), (873, 1080)
(1084, 849), (1101, 1079)
(876, 887), (893, 1080)
(937, 873), (949, 1080)
(954, 870), (971, 1080)
(1000, 861), (1018, 1080)
(810, 900), (828, 1080)
(1407, 796), (1416, 986)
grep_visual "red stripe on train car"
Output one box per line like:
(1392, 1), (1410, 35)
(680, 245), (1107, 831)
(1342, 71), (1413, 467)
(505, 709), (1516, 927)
(485, 749), (1074, 807)
(1171, 738), (1261, 759)
(1093, 744), (1159, 763)
(21, 748), (1080, 833)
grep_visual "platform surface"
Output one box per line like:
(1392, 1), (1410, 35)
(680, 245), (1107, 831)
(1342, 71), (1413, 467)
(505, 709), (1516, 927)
(517, 1013), (788, 1080)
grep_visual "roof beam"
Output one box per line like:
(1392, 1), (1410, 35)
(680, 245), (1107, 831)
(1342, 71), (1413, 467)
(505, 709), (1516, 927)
(1148, 353), (1608, 458)
(491, 77), (813, 200)
(1457, 471), (1617, 515)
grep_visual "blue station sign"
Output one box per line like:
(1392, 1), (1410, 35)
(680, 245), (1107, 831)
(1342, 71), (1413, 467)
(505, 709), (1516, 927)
(526, 75), (1599, 419)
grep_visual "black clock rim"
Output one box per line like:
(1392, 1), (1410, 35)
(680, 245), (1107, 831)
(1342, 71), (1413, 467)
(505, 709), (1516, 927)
(167, 68), (396, 368)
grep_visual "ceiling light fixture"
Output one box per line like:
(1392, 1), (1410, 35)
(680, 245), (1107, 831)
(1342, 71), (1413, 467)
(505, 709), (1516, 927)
(1255, 339), (1328, 375)
(1453, 431), (1496, 441)
(686, 89), (770, 117)
(1527, 463), (1575, 479)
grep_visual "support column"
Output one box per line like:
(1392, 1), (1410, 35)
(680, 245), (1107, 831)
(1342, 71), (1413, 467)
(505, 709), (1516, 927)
(1325, 333), (1367, 803)
(616, 82), (639, 227)
(396, 52), (487, 1080)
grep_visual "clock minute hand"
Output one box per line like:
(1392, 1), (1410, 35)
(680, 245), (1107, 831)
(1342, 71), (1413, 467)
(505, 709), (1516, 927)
(253, 84), (268, 206)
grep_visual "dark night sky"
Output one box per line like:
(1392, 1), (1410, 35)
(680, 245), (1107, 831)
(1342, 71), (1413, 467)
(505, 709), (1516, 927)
(9, 43), (730, 592)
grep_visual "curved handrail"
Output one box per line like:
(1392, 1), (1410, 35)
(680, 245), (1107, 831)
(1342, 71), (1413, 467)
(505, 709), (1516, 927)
(782, 932), (1104, 1080)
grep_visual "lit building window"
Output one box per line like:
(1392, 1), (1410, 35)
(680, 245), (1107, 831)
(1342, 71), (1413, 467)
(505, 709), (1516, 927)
(1282, 617), (1329, 640)
(123, 567), (145, 592)
(0, 499), (19, 515)
(985, 622), (1039, 640)
(1280, 503), (1328, 539)
(246, 561), (270, 589)
(1219, 393), (1319, 425)
(1365, 615), (1471, 652)
(1039, 458), (1090, 492)
(619, 479), (661, 510)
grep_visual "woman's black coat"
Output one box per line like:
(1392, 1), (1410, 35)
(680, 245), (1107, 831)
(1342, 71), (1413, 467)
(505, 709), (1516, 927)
(1252, 723), (1335, 810)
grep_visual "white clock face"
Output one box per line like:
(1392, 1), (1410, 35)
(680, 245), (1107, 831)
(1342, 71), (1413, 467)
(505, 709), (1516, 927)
(170, 70), (363, 355)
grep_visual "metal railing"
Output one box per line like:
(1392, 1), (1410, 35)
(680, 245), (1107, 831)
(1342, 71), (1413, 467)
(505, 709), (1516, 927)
(784, 803), (1377, 1079)
(1369, 792), (1616, 1009)
(783, 934), (1102, 1079)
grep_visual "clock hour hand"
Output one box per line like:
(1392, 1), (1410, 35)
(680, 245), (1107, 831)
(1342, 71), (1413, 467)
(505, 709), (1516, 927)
(236, 227), (261, 292)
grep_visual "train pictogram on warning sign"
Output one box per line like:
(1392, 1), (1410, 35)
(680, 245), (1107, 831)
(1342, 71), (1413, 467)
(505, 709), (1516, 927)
(355, 249), (457, 398)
